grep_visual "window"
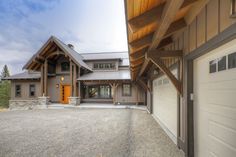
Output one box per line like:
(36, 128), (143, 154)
(15, 85), (21, 97)
(61, 62), (70, 71)
(228, 52), (236, 69)
(122, 84), (131, 96)
(231, 0), (236, 17)
(29, 84), (36, 97)
(93, 63), (116, 70)
(218, 56), (226, 71)
(209, 59), (217, 73)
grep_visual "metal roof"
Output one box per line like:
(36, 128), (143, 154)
(23, 36), (92, 71)
(78, 70), (131, 81)
(52, 37), (92, 71)
(3, 71), (41, 80)
(81, 52), (129, 60)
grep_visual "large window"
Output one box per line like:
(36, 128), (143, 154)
(122, 83), (131, 96)
(93, 63), (115, 70)
(61, 62), (70, 71)
(15, 85), (21, 97)
(228, 52), (236, 69)
(29, 84), (36, 97)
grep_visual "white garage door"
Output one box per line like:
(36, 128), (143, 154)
(194, 39), (236, 157)
(153, 68), (178, 144)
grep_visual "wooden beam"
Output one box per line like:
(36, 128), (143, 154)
(130, 58), (144, 67)
(128, 0), (196, 33)
(147, 54), (182, 95)
(70, 60), (73, 96)
(164, 18), (187, 38)
(138, 59), (153, 77)
(130, 47), (147, 59)
(73, 65), (77, 97)
(129, 18), (185, 55)
(128, 3), (164, 33)
(147, 50), (183, 58)
(149, 0), (184, 50)
(137, 79), (150, 92)
(130, 56), (145, 64)
(40, 65), (44, 96)
(129, 33), (153, 52)
(44, 59), (48, 96)
(157, 36), (173, 49)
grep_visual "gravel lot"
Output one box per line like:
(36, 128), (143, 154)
(0, 109), (184, 157)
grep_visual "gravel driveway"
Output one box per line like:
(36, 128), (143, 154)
(0, 109), (184, 157)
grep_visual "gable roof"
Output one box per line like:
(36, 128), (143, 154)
(3, 71), (41, 80)
(23, 36), (92, 71)
(78, 69), (131, 81)
(81, 51), (128, 60)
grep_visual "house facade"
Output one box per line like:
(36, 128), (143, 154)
(5, 36), (145, 108)
(125, 0), (236, 156)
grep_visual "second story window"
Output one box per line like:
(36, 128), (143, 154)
(93, 63), (115, 70)
(61, 62), (70, 72)
(15, 85), (21, 97)
(29, 84), (36, 97)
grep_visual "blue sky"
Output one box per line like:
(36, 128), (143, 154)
(0, 0), (128, 74)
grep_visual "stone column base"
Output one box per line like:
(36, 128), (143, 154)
(68, 97), (80, 106)
(38, 96), (50, 109)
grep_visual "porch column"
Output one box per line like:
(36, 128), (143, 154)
(40, 65), (44, 96)
(73, 64), (77, 96)
(77, 66), (81, 98)
(70, 60), (73, 96)
(44, 59), (48, 96)
(110, 83), (119, 104)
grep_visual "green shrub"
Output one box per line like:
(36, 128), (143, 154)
(0, 80), (11, 108)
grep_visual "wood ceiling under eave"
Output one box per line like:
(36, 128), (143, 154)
(126, 0), (195, 80)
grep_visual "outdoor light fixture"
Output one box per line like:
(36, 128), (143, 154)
(61, 76), (64, 81)
(56, 84), (59, 88)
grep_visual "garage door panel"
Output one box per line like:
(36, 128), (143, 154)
(153, 69), (178, 143)
(209, 121), (236, 148)
(208, 90), (236, 108)
(208, 104), (236, 120)
(194, 39), (236, 157)
(209, 134), (236, 157)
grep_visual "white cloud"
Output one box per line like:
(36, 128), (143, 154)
(0, 0), (128, 74)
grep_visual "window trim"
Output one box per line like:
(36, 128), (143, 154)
(122, 83), (132, 96)
(61, 62), (70, 72)
(231, 0), (236, 18)
(29, 84), (36, 97)
(15, 84), (21, 97)
(93, 62), (116, 70)
(228, 52), (236, 69)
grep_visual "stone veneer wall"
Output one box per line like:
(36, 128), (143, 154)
(9, 100), (39, 110)
(9, 97), (49, 110)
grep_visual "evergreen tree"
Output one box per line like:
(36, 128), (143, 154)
(1, 65), (10, 78)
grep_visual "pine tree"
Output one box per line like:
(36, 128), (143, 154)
(1, 65), (10, 78)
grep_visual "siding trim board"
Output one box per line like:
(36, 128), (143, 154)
(184, 20), (236, 157)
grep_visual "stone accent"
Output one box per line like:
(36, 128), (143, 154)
(9, 100), (38, 110)
(68, 97), (80, 106)
(38, 96), (50, 109)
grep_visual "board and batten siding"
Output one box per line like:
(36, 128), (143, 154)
(115, 83), (145, 104)
(163, 0), (236, 68)
(152, 68), (178, 144)
(193, 38), (236, 157)
(11, 80), (41, 100)
(154, 0), (236, 149)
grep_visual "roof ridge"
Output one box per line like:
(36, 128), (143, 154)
(80, 51), (128, 55)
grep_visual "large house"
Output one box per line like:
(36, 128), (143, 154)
(5, 36), (145, 108)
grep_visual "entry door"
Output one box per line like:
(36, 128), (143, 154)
(61, 85), (71, 104)
(193, 39), (236, 157)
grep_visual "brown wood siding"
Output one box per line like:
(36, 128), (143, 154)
(206, 0), (219, 41)
(11, 80), (41, 100)
(196, 7), (206, 47)
(115, 82), (145, 104)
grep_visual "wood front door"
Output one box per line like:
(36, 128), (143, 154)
(61, 85), (71, 104)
